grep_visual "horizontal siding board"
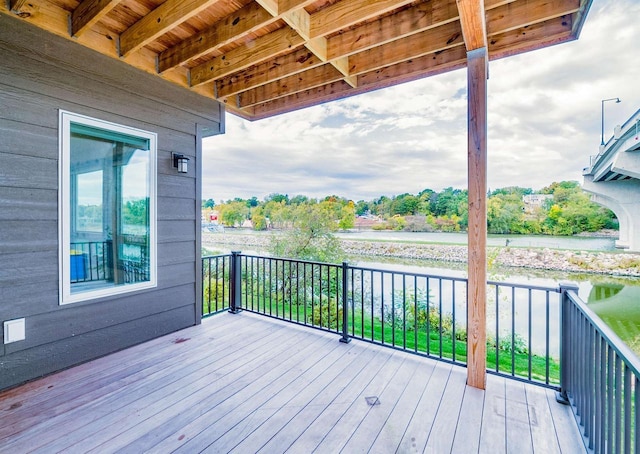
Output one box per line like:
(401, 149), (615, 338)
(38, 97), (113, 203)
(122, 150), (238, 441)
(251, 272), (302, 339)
(0, 305), (195, 390)
(158, 197), (196, 221)
(0, 279), (60, 320)
(0, 118), (57, 160)
(157, 174), (196, 199)
(0, 187), (57, 221)
(4, 283), (195, 355)
(0, 250), (58, 287)
(158, 220), (196, 243)
(0, 220), (58, 254)
(158, 241), (196, 266)
(0, 152), (58, 190)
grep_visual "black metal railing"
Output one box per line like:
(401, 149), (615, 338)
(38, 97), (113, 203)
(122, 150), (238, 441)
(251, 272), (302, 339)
(559, 284), (640, 453)
(202, 253), (232, 317)
(203, 252), (562, 387)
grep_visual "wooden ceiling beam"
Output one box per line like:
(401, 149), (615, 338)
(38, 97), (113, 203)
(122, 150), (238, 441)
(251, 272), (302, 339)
(486, 0), (580, 35)
(158, 2), (275, 73)
(71, 0), (124, 37)
(309, 0), (415, 39)
(190, 26), (306, 86)
(326, 0), (460, 60)
(278, 0), (318, 15)
(488, 14), (573, 58)
(215, 47), (325, 99)
(119, 0), (223, 57)
(238, 64), (344, 107)
(349, 21), (464, 75)
(249, 45), (468, 119)
(456, 0), (487, 51)
(281, 7), (357, 88)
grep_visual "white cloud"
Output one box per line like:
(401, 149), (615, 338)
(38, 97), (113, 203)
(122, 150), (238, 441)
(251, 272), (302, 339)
(203, 0), (640, 202)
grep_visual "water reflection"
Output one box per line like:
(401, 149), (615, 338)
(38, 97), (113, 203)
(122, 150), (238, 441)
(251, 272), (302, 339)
(587, 283), (640, 357)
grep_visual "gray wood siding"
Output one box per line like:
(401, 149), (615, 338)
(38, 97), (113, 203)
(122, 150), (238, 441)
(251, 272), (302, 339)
(0, 16), (224, 390)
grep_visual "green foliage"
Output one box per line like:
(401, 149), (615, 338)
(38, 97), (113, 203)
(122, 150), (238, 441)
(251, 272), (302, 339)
(204, 179), (616, 237)
(269, 203), (345, 262)
(311, 299), (342, 330)
(202, 198), (215, 209)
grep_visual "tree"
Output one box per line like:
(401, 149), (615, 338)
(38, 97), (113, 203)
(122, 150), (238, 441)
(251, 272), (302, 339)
(218, 201), (249, 227)
(269, 204), (344, 262)
(338, 202), (356, 230)
(202, 198), (215, 209)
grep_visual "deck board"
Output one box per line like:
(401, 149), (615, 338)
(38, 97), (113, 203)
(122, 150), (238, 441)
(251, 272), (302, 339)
(0, 312), (587, 453)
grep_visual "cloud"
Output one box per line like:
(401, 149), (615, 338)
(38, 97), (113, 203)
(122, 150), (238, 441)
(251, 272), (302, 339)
(202, 0), (640, 202)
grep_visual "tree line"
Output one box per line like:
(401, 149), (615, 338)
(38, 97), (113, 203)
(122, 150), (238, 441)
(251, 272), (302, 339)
(203, 181), (616, 236)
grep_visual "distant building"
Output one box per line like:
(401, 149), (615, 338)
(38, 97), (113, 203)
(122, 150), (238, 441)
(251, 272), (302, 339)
(522, 194), (553, 214)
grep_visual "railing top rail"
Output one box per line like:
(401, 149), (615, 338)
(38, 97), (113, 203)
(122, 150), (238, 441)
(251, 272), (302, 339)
(241, 253), (342, 268)
(487, 280), (560, 293)
(567, 289), (640, 377)
(347, 263), (469, 283)
(202, 253), (233, 259)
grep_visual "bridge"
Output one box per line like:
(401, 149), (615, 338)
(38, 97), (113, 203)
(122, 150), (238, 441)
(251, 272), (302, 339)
(583, 109), (640, 252)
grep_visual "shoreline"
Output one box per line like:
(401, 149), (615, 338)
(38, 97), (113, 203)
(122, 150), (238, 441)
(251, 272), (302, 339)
(202, 232), (640, 277)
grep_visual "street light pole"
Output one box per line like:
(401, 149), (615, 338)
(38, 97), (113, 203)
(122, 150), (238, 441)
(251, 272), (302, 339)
(601, 97), (621, 146)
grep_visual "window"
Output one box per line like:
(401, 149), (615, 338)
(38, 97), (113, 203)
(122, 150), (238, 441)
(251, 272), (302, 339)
(59, 111), (157, 304)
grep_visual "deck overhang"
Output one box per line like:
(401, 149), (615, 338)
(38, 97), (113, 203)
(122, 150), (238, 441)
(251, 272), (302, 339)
(1, 0), (591, 121)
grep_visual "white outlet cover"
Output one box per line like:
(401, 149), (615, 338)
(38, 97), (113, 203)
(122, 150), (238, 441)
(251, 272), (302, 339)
(4, 318), (26, 344)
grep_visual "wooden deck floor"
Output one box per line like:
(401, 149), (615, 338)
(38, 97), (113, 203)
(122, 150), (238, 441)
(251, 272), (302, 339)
(0, 312), (586, 453)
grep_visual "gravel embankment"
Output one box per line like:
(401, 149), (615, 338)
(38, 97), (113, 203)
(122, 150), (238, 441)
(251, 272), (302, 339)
(202, 232), (640, 277)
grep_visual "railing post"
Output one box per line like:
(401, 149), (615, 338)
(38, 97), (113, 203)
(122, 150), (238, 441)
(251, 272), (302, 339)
(340, 261), (350, 344)
(228, 251), (242, 314)
(557, 281), (579, 404)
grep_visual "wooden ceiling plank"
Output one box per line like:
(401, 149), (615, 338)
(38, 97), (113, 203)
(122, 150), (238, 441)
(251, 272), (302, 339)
(456, 0), (487, 51)
(349, 21), (464, 75)
(278, 0), (318, 15)
(256, 0), (279, 16)
(488, 14), (573, 58)
(239, 64), (344, 107)
(120, 0), (222, 58)
(158, 2), (275, 73)
(190, 26), (306, 86)
(486, 0), (580, 35)
(215, 47), (324, 99)
(326, 0), (460, 60)
(71, 0), (124, 37)
(309, 0), (416, 38)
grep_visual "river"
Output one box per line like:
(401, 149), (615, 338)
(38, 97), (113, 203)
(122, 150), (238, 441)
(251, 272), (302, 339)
(203, 229), (640, 358)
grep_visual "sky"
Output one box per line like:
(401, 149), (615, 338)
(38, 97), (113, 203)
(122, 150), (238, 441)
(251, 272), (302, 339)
(202, 0), (640, 203)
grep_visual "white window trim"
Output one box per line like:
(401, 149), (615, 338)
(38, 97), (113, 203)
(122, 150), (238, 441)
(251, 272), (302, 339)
(58, 110), (157, 305)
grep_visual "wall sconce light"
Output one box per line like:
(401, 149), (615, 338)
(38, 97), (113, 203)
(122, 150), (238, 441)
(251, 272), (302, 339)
(172, 153), (189, 174)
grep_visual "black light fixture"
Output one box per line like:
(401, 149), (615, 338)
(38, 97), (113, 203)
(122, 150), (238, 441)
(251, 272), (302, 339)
(601, 97), (621, 146)
(172, 152), (189, 174)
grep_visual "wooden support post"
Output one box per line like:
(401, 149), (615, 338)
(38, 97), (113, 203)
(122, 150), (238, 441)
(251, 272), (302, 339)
(466, 47), (488, 390)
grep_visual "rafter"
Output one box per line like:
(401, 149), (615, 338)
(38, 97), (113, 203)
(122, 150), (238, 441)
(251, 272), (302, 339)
(238, 64), (344, 107)
(71, 0), (124, 37)
(309, 0), (415, 39)
(456, 0), (487, 51)
(158, 2), (275, 73)
(215, 47), (324, 99)
(349, 21), (464, 75)
(487, 0), (580, 35)
(488, 14), (573, 58)
(190, 26), (305, 86)
(120, 0), (223, 57)
(326, 0), (460, 60)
